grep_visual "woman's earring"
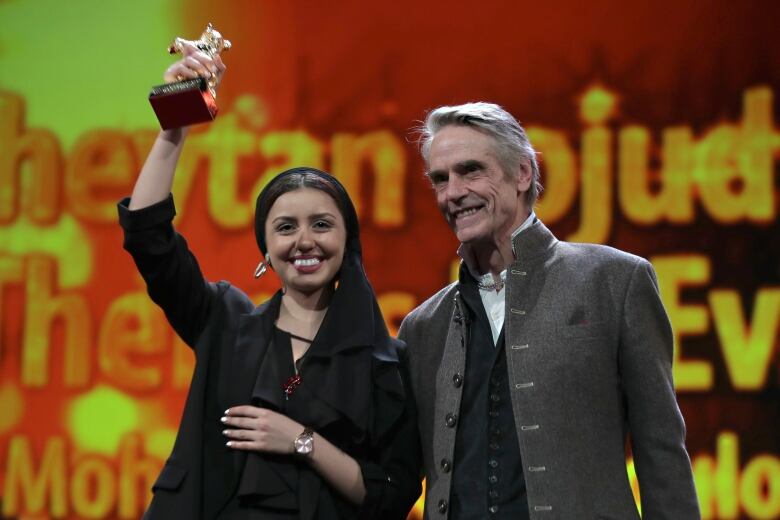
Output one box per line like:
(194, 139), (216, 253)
(254, 261), (268, 279)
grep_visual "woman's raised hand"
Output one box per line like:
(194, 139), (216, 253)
(162, 40), (227, 89)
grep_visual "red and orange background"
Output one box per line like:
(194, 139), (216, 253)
(1, 1), (778, 518)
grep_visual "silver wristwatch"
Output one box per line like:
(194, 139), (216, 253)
(294, 427), (314, 457)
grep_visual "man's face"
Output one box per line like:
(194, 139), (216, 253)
(427, 125), (531, 245)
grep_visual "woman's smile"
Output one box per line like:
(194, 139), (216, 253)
(291, 255), (324, 273)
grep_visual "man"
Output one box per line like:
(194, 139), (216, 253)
(398, 102), (700, 519)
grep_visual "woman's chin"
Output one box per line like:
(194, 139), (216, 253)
(284, 279), (334, 298)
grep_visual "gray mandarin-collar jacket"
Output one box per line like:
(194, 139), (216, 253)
(398, 220), (699, 519)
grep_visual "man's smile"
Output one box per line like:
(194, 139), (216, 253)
(451, 204), (486, 224)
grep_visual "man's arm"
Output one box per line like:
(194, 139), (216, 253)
(619, 259), (700, 518)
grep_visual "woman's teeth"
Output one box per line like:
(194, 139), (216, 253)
(294, 258), (321, 267)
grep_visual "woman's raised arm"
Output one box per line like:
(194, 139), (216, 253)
(129, 41), (226, 210)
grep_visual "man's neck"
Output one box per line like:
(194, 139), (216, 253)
(469, 241), (515, 278)
(460, 211), (534, 277)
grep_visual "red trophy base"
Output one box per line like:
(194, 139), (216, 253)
(149, 77), (218, 130)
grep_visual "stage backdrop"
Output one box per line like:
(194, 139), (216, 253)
(1, 1), (778, 518)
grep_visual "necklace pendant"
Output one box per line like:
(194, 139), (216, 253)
(283, 374), (302, 398)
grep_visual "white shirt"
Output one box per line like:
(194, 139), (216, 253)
(458, 212), (536, 345)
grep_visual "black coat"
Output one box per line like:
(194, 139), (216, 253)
(119, 195), (421, 519)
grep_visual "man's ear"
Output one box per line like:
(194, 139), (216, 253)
(515, 160), (532, 194)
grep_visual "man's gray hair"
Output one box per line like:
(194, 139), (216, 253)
(419, 102), (542, 207)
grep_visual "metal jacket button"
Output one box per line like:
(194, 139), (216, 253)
(452, 373), (463, 388)
(440, 458), (452, 473)
(445, 413), (458, 428)
(453, 311), (463, 324)
(438, 499), (448, 514)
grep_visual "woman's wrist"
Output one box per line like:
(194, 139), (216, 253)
(160, 126), (189, 143)
(293, 427), (316, 459)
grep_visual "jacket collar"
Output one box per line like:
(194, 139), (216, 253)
(510, 218), (558, 264)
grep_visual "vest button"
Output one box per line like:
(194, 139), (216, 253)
(440, 458), (452, 473)
(489, 504), (499, 514)
(438, 499), (448, 514)
(445, 413), (458, 428)
(452, 373), (463, 388)
(488, 458), (499, 468)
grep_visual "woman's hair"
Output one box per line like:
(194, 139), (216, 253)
(418, 101), (543, 208)
(254, 167), (361, 259)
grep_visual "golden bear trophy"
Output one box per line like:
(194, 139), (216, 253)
(149, 23), (231, 129)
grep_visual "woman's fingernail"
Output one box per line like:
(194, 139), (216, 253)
(220, 416), (227, 423)
(226, 441), (232, 447)
(224, 409), (230, 415)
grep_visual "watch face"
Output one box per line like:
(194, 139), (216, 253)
(295, 433), (314, 455)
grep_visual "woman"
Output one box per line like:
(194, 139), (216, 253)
(119, 43), (420, 519)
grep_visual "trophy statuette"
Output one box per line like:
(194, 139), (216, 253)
(149, 23), (231, 130)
